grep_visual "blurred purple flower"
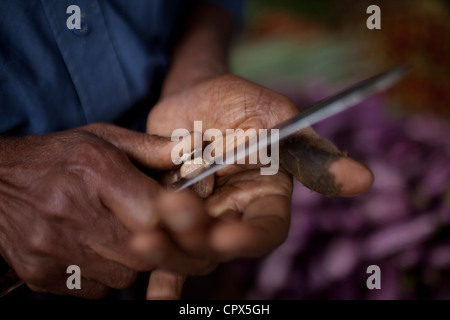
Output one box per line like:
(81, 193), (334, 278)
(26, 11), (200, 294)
(428, 242), (450, 269)
(367, 160), (406, 193)
(393, 246), (423, 269)
(359, 191), (410, 226)
(366, 264), (399, 300)
(421, 153), (450, 197)
(308, 237), (359, 290)
(363, 214), (437, 260)
(291, 180), (324, 208)
(253, 250), (292, 296)
(404, 115), (450, 148)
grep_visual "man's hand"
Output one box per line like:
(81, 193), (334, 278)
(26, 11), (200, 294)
(0, 123), (213, 298)
(148, 73), (373, 252)
(145, 74), (374, 298)
(142, 1), (373, 300)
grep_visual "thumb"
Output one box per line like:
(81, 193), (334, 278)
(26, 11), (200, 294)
(146, 269), (186, 300)
(81, 123), (177, 170)
(280, 128), (374, 197)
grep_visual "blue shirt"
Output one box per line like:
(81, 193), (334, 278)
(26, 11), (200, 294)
(0, 0), (242, 136)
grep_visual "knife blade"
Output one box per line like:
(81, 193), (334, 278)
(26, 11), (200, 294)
(175, 66), (407, 191)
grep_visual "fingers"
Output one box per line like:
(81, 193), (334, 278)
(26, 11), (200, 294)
(205, 169), (292, 260)
(206, 169), (292, 217)
(131, 231), (215, 275)
(279, 128), (373, 197)
(179, 159), (215, 198)
(80, 237), (152, 276)
(24, 261), (111, 299)
(80, 123), (215, 271)
(157, 192), (211, 254)
(146, 269), (186, 300)
(27, 277), (110, 299)
(100, 178), (214, 272)
(82, 263), (138, 290)
(209, 194), (291, 260)
(81, 123), (177, 170)
(97, 163), (162, 232)
(82, 123), (214, 235)
(122, 189), (211, 257)
(19, 246), (139, 295)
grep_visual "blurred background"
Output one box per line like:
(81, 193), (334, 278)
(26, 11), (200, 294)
(183, 0), (450, 299)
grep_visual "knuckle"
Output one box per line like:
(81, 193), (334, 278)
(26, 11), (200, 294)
(217, 73), (243, 84)
(72, 140), (105, 162)
(100, 217), (133, 246)
(82, 122), (103, 133)
(68, 140), (121, 180)
(27, 225), (53, 255)
(82, 123), (112, 139)
(269, 94), (297, 119)
(38, 182), (73, 219)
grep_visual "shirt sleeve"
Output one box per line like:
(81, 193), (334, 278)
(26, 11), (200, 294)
(0, 0), (181, 135)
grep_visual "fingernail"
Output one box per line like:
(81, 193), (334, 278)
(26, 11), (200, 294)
(180, 158), (205, 179)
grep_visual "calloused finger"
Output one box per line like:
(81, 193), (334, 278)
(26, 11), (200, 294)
(279, 130), (373, 197)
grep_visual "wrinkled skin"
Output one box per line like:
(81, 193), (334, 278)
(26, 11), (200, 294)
(144, 74), (374, 298)
(0, 124), (215, 299)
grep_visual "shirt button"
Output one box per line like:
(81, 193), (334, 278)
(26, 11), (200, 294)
(72, 19), (89, 36)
